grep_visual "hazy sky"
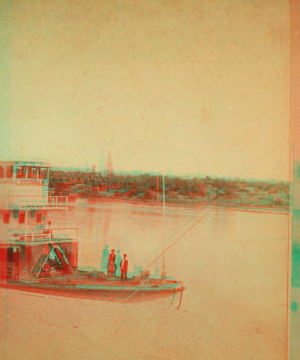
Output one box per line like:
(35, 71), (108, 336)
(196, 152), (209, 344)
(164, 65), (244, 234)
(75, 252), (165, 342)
(1, 0), (290, 180)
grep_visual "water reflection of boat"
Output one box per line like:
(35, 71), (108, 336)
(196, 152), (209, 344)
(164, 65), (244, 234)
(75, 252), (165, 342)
(0, 160), (185, 308)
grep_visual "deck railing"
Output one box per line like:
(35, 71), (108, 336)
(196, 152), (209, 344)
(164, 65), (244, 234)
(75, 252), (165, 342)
(8, 227), (77, 243)
(48, 196), (68, 207)
(7, 196), (69, 208)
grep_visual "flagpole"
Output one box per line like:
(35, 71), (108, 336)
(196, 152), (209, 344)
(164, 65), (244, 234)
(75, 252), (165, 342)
(155, 173), (160, 277)
(161, 175), (166, 277)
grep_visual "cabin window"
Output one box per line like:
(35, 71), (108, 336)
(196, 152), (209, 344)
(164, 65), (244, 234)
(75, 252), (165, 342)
(37, 168), (42, 179)
(41, 168), (47, 180)
(16, 166), (26, 179)
(43, 168), (48, 180)
(28, 166), (38, 179)
(6, 166), (13, 178)
(16, 166), (21, 178)
(32, 167), (37, 179)
(30, 209), (36, 218)
(36, 213), (42, 223)
(38, 168), (48, 180)
(13, 209), (19, 219)
(22, 166), (27, 177)
(19, 211), (25, 224)
(27, 166), (33, 179)
(3, 213), (10, 224)
(0, 166), (4, 178)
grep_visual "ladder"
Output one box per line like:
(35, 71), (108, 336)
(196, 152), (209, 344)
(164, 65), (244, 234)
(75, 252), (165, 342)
(31, 252), (50, 277)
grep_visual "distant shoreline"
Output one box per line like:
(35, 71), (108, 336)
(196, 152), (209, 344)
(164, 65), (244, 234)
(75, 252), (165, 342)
(50, 171), (290, 213)
(74, 195), (290, 214)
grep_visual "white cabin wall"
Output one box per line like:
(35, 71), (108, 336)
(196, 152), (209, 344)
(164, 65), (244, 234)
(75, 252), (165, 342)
(0, 162), (69, 244)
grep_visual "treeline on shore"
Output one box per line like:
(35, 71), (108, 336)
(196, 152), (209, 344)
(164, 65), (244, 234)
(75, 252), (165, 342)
(49, 169), (290, 209)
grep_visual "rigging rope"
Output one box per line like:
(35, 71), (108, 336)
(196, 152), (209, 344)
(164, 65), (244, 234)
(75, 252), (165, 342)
(139, 209), (208, 267)
(143, 210), (211, 270)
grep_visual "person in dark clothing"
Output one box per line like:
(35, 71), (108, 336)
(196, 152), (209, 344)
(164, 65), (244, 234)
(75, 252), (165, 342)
(107, 249), (116, 276)
(120, 254), (128, 281)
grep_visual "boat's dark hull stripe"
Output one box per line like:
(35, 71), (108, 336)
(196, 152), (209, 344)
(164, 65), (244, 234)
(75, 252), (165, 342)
(1, 283), (183, 303)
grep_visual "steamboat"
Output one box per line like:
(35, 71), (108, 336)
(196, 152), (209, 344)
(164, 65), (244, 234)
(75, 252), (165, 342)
(0, 160), (185, 307)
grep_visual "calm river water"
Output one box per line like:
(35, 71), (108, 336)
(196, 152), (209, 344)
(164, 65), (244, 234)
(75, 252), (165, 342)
(0, 200), (289, 360)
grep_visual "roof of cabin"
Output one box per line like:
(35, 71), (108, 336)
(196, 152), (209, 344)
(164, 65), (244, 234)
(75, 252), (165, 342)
(0, 158), (49, 166)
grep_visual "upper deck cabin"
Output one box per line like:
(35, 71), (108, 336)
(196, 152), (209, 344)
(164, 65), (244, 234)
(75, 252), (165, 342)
(0, 160), (67, 209)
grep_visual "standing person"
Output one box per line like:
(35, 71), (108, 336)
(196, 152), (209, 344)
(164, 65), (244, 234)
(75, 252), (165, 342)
(120, 254), (128, 281)
(107, 249), (116, 276)
(46, 221), (52, 239)
(116, 250), (121, 276)
(100, 245), (109, 272)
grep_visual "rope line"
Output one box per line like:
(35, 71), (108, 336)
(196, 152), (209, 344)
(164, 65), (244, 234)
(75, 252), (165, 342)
(139, 209), (209, 267)
(145, 211), (210, 270)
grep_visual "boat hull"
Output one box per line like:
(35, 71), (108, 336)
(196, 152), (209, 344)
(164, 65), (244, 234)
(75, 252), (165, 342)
(1, 278), (184, 303)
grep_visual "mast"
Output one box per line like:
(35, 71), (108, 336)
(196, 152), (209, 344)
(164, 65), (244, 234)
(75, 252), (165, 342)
(154, 173), (160, 277)
(161, 175), (166, 278)
(157, 174), (159, 204)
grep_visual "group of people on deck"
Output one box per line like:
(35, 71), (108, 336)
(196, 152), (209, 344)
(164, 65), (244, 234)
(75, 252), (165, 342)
(100, 245), (128, 280)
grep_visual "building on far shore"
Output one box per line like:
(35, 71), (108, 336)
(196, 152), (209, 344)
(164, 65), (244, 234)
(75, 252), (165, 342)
(106, 152), (113, 178)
